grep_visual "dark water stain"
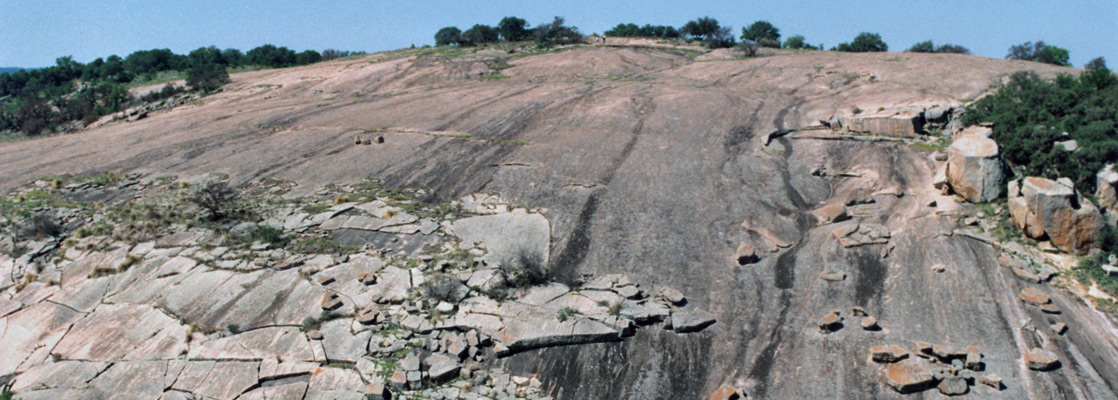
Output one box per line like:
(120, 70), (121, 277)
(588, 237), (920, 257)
(551, 193), (600, 285)
(747, 291), (793, 398)
(852, 247), (887, 307)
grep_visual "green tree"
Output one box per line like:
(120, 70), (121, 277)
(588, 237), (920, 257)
(681, 17), (721, 41)
(1086, 57), (1108, 70)
(834, 32), (888, 52)
(782, 35), (818, 50)
(908, 40), (935, 53)
(963, 69), (1118, 192)
(741, 21), (780, 48)
(533, 17), (582, 48)
(186, 63), (230, 92)
(1034, 45), (1070, 66)
(498, 17), (531, 41)
(435, 26), (462, 46)
(245, 44), (297, 67)
(935, 44), (970, 54)
(462, 24), (499, 46)
(295, 50), (321, 65)
(188, 46), (226, 67)
(605, 23), (639, 37)
(1006, 41), (1071, 66)
(221, 48), (244, 66)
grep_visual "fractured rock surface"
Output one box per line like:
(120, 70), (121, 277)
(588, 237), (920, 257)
(1008, 177), (1103, 254)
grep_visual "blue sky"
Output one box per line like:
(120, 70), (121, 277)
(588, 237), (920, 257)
(2, 0), (1115, 68)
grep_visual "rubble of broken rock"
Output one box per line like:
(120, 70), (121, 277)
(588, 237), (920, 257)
(873, 341), (998, 396)
(0, 174), (714, 400)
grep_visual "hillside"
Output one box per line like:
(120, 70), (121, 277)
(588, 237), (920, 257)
(1, 42), (1115, 399)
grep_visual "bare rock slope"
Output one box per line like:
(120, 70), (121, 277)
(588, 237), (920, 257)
(2, 45), (1116, 399)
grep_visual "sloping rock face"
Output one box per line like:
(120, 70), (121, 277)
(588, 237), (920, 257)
(1, 45), (1113, 400)
(945, 127), (1004, 202)
(1009, 177), (1103, 254)
(1099, 164), (1118, 225)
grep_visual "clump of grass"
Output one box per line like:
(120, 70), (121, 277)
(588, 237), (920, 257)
(301, 310), (350, 331)
(556, 307), (580, 322)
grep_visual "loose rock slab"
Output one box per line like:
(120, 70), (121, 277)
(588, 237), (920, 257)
(884, 359), (937, 393)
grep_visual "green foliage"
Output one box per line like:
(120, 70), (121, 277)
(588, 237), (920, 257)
(435, 26), (463, 46)
(1100, 223), (1118, 253)
(1086, 57), (1108, 70)
(251, 225), (289, 247)
(682, 17), (734, 49)
(1, 43), (351, 137)
(189, 181), (237, 220)
(834, 32), (888, 52)
(908, 40), (970, 54)
(556, 306), (579, 322)
(498, 17), (532, 41)
(681, 17), (721, 40)
(1, 388), (12, 400)
(533, 17), (582, 48)
(139, 83), (187, 103)
(908, 40), (935, 53)
(499, 248), (550, 288)
(295, 50), (322, 65)
(462, 24), (500, 46)
(185, 63), (230, 92)
(20, 212), (61, 239)
(1006, 41), (1071, 66)
(741, 21), (780, 48)
(604, 23), (681, 39)
(782, 35), (819, 50)
(227, 323), (240, 334)
(1073, 251), (1118, 301)
(962, 69), (1118, 193)
(421, 273), (465, 303)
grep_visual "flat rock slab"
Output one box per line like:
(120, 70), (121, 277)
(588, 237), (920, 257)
(884, 359), (937, 393)
(1025, 348), (1061, 371)
(1019, 287), (1050, 305)
(671, 309), (717, 333)
(870, 345), (909, 363)
(450, 212), (550, 267)
(52, 303), (188, 361)
(190, 326), (317, 362)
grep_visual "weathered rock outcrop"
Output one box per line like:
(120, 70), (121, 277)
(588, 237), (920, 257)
(1008, 177), (1103, 254)
(839, 110), (924, 137)
(1099, 164), (1118, 225)
(944, 126), (1004, 202)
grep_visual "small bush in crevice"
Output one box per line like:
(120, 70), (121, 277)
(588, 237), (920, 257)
(500, 248), (549, 288)
(20, 213), (61, 239)
(302, 310), (349, 331)
(556, 306), (579, 322)
(421, 273), (466, 303)
(252, 225), (288, 247)
(189, 181), (237, 221)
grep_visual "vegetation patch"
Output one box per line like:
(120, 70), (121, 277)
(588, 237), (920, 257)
(963, 68), (1118, 193)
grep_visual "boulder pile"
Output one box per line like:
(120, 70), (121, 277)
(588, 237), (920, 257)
(872, 341), (995, 396)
